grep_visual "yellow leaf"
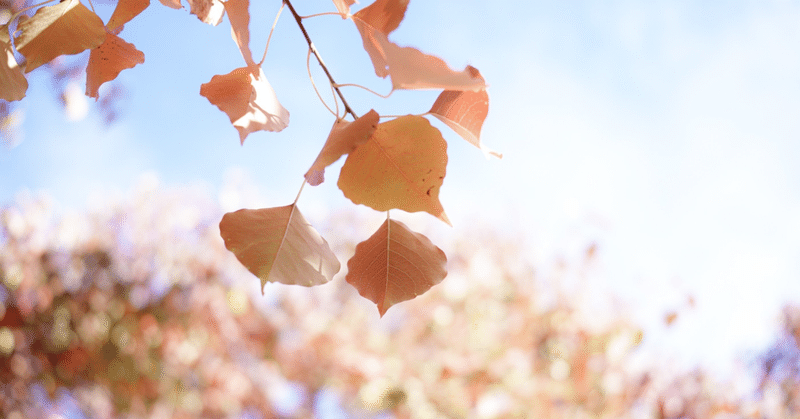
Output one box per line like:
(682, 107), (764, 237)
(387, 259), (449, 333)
(199, 66), (289, 143)
(85, 33), (145, 99)
(219, 204), (340, 290)
(14, 0), (106, 73)
(428, 66), (501, 158)
(305, 110), (379, 186)
(347, 218), (447, 317)
(107, 0), (150, 33)
(338, 115), (450, 225)
(1, 26), (27, 101)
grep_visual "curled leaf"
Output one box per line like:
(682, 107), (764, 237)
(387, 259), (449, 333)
(85, 33), (145, 99)
(14, 0), (106, 73)
(1, 26), (27, 101)
(353, 20), (486, 91)
(338, 115), (450, 225)
(347, 218), (447, 317)
(351, 0), (408, 78)
(222, 0), (254, 66)
(107, 0), (150, 33)
(200, 66), (289, 143)
(219, 204), (340, 290)
(305, 109), (379, 186)
(428, 66), (500, 158)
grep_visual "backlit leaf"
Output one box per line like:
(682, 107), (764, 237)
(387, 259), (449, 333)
(222, 0), (254, 66)
(200, 66), (289, 143)
(305, 109), (379, 186)
(428, 66), (500, 158)
(338, 115), (450, 225)
(85, 33), (145, 99)
(14, 0), (106, 73)
(159, 0), (182, 9)
(107, 0), (150, 33)
(354, 21), (486, 91)
(187, 0), (225, 26)
(346, 218), (447, 316)
(332, 0), (356, 17)
(219, 204), (340, 290)
(0, 26), (27, 101)
(351, 0), (408, 78)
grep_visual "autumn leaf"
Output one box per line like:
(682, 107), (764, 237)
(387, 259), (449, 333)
(428, 66), (500, 158)
(1, 26), (27, 101)
(14, 0), (106, 73)
(200, 66), (289, 143)
(338, 115), (450, 225)
(219, 205), (340, 290)
(222, 0), (255, 66)
(107, 0), (150, 33)
(187, 0), (225, 25)
(158, 0), (182, 9)
(353, 0), (408, 35)
(332, 0), (357, 17)
(305, 109), (379, 186)
(353, 18), (486, 91)
(351, 0), (408, 79)
(85, 33), (145, 99)
(346, 218), (447, 317)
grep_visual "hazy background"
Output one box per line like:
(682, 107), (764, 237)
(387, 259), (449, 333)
(2, 0), (800, 379)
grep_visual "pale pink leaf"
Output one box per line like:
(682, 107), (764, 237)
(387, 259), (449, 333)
(158, 0), (182, 9)
(187, 0), (224, 25)
(332, 0), (357, 17)
(222, 0), (254, 66)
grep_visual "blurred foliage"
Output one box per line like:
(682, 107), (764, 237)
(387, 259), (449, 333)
(0, 182), (798, 419)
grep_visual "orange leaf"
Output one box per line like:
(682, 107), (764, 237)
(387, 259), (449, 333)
(85, 33), (145, 99)
(347, 218), (447, 317)
(14, 0), (106, 73)
(353, 21), (486, 91)
(331, 0), (356, 17)
(353, 0), (408, 35)
(187, 0), (225, 26)
(305, 109), (379, 186)
(219, 204), (340, 290)
(428, 66), (500, 158)
(200, 66), (289, 143)
(222, 0), (254, 66)
(158, 0), (182, 9)
(1, 26), (27, 101)
(107, 0), (150, 33)
(338, 115), (450, 225)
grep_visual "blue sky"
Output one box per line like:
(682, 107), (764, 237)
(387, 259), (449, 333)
(3, 0), (800, 378)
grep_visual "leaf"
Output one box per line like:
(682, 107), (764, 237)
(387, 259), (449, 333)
(200, 66), (289, 143)
(159, 0), (182, 9)
(351, 0), (408, 78)
(338, 115), (450, 225)
(14, 0), (106, 73)
(0, 26), (27, 101)
(222, 0), (254, 66)
(353, 0), (408, 35)
(332, 0), (357, 17)
(219, 204), (340, 290)
(85, 33), (145, 99)
(428, 66), (500, 158)
(305, 109), (379, 186)
(346, 218), (447, 317)
(187, 0), (225, 26)
(107, 0), (150, 33)
(353, 21), (486, 91)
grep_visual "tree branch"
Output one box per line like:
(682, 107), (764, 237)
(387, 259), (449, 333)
(283, 0), (358, 119)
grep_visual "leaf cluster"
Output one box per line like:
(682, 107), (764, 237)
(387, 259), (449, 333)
(2, 0), (500, 315)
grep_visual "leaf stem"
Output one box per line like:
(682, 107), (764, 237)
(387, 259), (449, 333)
(283, 0), (358, 119)
(258, 2), (284, 67)
(293, 178), (306, 205)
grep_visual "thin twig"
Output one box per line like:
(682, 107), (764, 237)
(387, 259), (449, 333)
(283, 0), (358, 119)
